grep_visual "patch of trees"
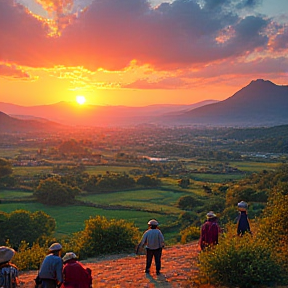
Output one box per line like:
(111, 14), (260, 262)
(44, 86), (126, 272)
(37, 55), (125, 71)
(32, 172), (162, 205)
(0, 158), (14, 188)
(178, 178), (190, 188)
(223, 125), (288, 153)
(0, 210), (55, 249)
(82, 173), (161, 193)
(34, 178), (81, 205)
(225, 165), (288, 207)
(177, 195), (203, 210)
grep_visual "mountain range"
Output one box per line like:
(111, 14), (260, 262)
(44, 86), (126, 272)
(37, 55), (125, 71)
(0, 79), (287, 131)
(163, 79), (288, 127)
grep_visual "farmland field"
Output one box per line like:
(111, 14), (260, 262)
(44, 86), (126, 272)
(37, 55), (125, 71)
(0, 189), (33, 199)
(79, 189), (185, 214)
(0, 202), (176, 238)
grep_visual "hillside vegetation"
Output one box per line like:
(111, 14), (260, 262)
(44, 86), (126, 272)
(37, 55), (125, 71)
(1, 124), (288, 287)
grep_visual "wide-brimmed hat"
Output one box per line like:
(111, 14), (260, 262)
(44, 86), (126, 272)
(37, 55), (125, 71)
(238, 201), (248, 211)
(48, 243), (62, 252)
(62, 252), (77, 263)
(148, 219), (159, 226)
(0, 246), (15, 263)
(206, 211), (217, 219)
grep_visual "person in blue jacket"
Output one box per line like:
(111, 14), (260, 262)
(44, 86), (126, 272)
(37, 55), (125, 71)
(39, 243), (63, 288)
(237, 201), (251, 236)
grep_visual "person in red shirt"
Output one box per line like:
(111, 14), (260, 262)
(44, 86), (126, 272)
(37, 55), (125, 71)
(199, 211), (220, 251)
(62, 252), (92, 288)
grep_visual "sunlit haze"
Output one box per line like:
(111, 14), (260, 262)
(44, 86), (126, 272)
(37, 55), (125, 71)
(1, 0), (288, 107)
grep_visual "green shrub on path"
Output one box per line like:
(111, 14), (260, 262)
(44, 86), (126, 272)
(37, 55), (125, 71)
(180, 226), (200, 244)
(198, 230), (285, 288)
(72, 215), (141, 258)
(12, 241), (47, 271)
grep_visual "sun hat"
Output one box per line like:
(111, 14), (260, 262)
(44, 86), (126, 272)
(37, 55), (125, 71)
(48, 243), (62, 252)
(0, 246), (15, 263)
(62, 252), (77, 263)
(206, 211), (217, 219)
(238, 201), (248, 211)
(148, 219), (159, 226)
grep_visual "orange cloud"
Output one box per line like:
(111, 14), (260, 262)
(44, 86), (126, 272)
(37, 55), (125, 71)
(0, 62), (32, 79)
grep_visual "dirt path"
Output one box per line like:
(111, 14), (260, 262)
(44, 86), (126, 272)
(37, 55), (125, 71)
(19, 242), (201, 288)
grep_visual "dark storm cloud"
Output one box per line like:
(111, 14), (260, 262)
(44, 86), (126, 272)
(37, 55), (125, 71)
(0, 0), (286, 72)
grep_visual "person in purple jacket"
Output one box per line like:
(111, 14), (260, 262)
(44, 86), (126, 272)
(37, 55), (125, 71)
(237, 201), (251, 236)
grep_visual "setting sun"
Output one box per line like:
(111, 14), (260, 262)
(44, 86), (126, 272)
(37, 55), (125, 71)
(76, 95), (86, 105)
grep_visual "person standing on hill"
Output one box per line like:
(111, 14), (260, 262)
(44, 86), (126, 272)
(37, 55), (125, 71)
(39, 243), (63, 288)
(62, 252), (92, 288)
(137, 219), (165, 275)
(199, 211), (220, 251)
(0, 246), (19, 288)
(237, 201), (251, 236)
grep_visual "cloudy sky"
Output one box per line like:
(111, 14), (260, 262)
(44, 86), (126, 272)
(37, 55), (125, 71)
(0, 0), (287, 106)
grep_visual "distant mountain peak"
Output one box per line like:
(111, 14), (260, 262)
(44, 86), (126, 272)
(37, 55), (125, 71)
(249, 79), (276, 87)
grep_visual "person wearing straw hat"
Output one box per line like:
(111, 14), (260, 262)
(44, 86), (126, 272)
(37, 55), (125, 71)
(237, 201), (251, 236)
(0, 246), (19, 288)
(199, 211), (220, 251)
(138, 219), (164, 275)
(39, 243), (63, 288)
(62, 252), (92, 288)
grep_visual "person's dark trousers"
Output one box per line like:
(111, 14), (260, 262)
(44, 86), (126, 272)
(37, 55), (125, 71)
(42, 279), (58, 288)
(145, 248), (162, 273)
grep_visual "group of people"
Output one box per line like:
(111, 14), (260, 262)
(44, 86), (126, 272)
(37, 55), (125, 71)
(199, 200), (251, 250)
(0, 201), (250, 287)
(37, 243), (92, 288)
(0, 244), (92, 288)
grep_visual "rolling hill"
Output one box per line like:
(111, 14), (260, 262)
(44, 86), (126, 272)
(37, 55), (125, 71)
(163, 79), (288, 127)
(0, 111), (64, 133)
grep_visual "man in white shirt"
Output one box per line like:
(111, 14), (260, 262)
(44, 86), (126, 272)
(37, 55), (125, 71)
(138, 219), (164, 275)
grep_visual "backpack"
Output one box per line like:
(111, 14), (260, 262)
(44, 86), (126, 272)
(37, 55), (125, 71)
(0, 264), (18, 288)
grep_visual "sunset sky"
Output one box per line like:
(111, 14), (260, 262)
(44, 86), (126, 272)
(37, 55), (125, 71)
(0, 0), (287, 107)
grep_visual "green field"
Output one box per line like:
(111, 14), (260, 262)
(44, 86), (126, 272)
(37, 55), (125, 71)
(86, 165), (142, 175)
(231, 161), (280, 172)
(79, 189), (185, 214)
(0, 202), (177, 238)
(189, 173), (244, 183)
(0, 190), (33, 199)
(13, 166), (53, 176)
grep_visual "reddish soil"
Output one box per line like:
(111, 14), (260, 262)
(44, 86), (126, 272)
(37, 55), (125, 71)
(18, 242), (205, 288)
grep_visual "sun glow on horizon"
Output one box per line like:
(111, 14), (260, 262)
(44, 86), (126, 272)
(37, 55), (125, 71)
(76, 95), (86, 105)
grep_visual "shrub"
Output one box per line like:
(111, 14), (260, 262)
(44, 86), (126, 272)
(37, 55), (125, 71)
(180, 226), (200, 244)
(73, 216), (140, 258)
(198, 230), (285, 288)
(12, 241), (47, 271)
(257, 182), (288, 275)
(177, 195), (202, 210)
(0, 210), (55, 249)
